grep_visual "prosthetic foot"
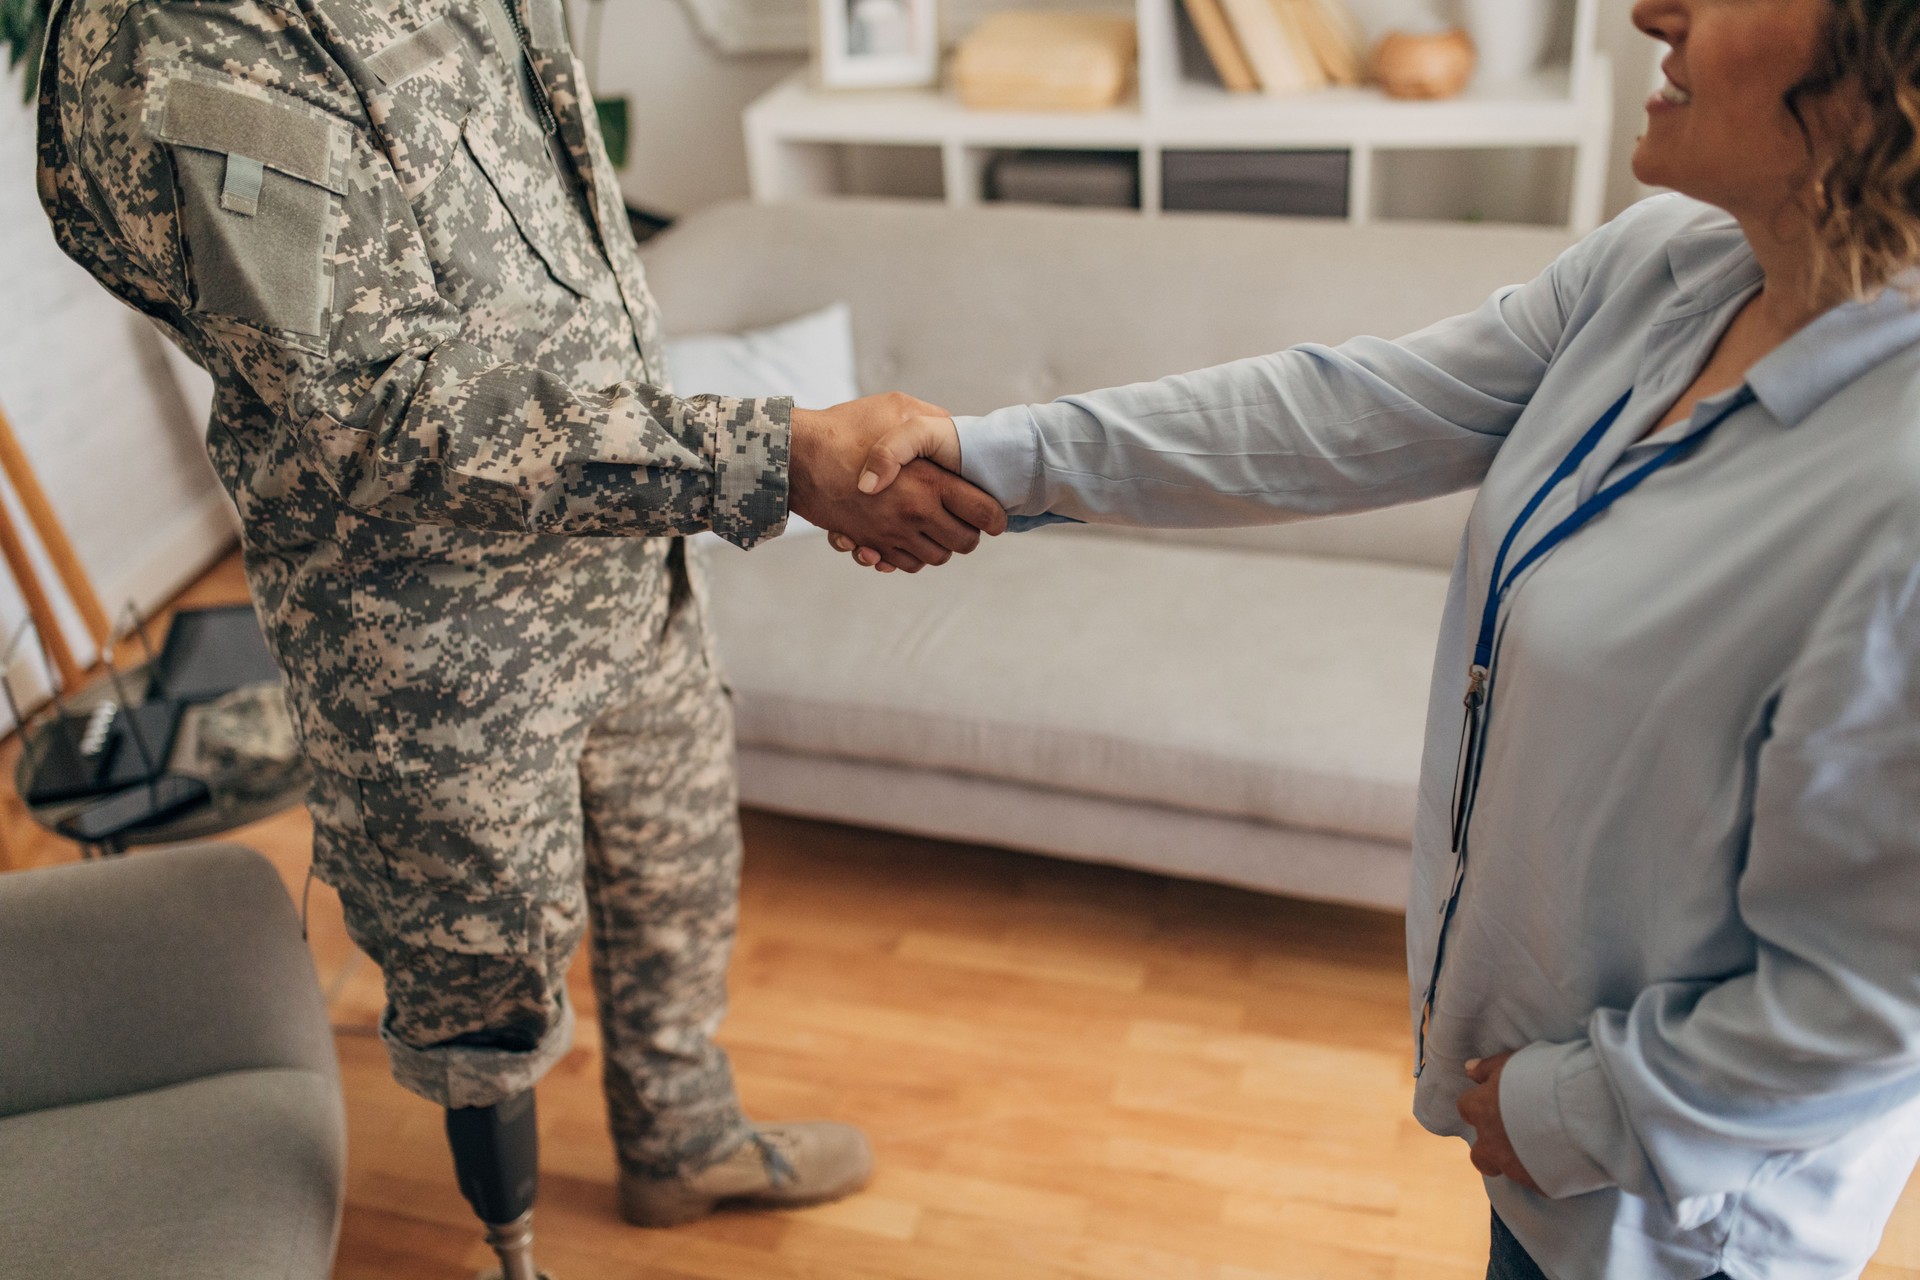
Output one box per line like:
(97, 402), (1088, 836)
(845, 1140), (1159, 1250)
(446, 1091), (551, 1280)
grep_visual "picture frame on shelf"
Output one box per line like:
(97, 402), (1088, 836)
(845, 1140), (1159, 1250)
(813, 0), (939, 90)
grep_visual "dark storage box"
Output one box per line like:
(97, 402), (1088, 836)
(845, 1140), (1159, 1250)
(1162, 150), (1350, 218)
(986, 150), (1141, 209)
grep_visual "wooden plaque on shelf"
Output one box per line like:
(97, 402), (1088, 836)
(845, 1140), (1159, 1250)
(952, 12), (1138, 111)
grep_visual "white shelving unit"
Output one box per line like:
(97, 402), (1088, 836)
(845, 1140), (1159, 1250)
(746, 0), (1614, 231)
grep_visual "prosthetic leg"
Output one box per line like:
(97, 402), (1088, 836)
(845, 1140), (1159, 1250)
(446, 1091), (549, 1280)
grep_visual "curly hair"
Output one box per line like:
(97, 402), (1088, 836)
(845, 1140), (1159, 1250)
(1790, 0), (1920, 298)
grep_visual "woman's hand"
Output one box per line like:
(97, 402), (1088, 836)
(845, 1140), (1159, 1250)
(857, 413), (963, 494)
(1456, 1052), (1542, 1192)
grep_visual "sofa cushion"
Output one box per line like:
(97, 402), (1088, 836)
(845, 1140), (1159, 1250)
(642, 200), (1573, 425)
(703, 525), (1450, 845)
(0, 1069), (344, 1279)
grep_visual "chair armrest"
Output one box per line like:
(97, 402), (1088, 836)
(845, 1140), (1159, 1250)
(0, 843), (337, 1118)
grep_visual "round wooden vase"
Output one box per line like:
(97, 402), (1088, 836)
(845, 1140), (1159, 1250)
(1370, 30), (1477, 100)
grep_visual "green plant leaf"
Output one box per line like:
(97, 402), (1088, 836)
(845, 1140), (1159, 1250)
(2, 0), (51, 103)
(596, 95), (629, 171)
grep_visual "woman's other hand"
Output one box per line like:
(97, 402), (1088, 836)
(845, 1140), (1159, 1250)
(1457, 1051), (1542, 1192)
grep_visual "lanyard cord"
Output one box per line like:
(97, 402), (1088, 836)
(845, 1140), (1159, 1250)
(1414, 383), (1758, 1077)
(1471, 385), (1757, 674)
(1470, 389), (1632, 673)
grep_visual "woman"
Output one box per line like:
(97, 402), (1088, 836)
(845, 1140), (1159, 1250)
(833, 0), (1920, 1275)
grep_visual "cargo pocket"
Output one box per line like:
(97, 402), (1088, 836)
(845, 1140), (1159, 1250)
(322, 766), (548, 958)
(148, 72), (351, 341)
(370, 881), (540, 959)
(307, 766), (576, 1064)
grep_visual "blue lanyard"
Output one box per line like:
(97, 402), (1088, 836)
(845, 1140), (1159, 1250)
(1442, 387), (1628, 858)
(1414, 382), (1757, 1077)
(1469, 389), (1631, 674)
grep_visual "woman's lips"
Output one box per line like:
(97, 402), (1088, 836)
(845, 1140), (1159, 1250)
(1646, 77), (1692, 113)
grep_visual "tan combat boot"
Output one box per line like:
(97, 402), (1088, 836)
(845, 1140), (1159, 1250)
(617, 1123), (874, 1228)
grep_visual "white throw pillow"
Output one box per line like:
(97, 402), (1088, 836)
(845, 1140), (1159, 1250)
(666, 303), (858, 543)
(664, 302), (859, 411)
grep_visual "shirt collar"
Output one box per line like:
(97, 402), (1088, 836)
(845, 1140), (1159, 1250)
(1663, 221), (1763, 320)
(1577, 221), (1919, 500)
(1747, 279), (1920, 427)
(1662, 218), (1920, 428)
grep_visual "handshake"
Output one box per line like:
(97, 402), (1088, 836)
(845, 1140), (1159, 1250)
(787, 392), (995, 573)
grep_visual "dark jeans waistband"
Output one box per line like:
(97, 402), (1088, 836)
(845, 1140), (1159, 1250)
(1487, 1211), (1731, 1280)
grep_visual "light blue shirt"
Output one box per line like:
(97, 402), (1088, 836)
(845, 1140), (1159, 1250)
(954, 195), (1920, 1280)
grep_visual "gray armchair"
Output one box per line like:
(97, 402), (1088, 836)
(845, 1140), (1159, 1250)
(0, 844), (345, 1278)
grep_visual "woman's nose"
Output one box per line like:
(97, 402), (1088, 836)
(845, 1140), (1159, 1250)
(1631, 0), (1687, 46)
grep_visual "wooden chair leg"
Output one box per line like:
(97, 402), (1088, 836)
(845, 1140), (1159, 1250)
(0, 403), (112, 691)
(0, 406), (111, 650)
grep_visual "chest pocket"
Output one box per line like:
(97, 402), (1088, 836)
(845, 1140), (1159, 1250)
(458, 111), (598, 299)
(148, 74), (350, 342)
(364, 10), (601, 328)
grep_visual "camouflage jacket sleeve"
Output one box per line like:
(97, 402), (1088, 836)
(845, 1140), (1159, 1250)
(36, 0), (789, 546)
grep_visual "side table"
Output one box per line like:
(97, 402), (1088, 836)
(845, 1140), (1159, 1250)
(15, 664), (310, 856)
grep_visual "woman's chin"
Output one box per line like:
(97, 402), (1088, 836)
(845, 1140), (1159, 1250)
(1630, 141), (1683, 198)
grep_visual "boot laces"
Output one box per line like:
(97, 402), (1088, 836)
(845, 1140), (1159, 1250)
(751, 1130), (799, 1189)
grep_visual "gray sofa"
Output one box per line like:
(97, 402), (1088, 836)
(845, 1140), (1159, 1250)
(643, 200), (1573, 912)
(0, 845), (345, 1278)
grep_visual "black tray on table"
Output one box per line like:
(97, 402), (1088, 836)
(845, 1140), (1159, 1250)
(21, 698), (188, 805)
(147, 604), (280, 703)
(13, 604), (298, 851)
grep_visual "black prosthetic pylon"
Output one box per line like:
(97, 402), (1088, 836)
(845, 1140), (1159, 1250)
(446, 1090), (545, 1280)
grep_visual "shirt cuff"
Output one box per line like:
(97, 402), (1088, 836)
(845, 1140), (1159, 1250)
(955, 406), (1042, 514)
(1499, 1039), (1619, 1199)
(706, 395), (791, 548)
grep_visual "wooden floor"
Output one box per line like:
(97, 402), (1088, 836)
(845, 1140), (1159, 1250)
(4, 555), (1918, 1279)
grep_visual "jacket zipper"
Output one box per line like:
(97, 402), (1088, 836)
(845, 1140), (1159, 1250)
(500, 0), (559, 137)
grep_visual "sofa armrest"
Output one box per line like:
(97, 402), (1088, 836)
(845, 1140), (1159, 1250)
(0, 844), (338, 1118)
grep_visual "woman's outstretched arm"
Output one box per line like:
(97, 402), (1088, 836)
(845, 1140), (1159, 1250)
(853, 207), (1661, 534)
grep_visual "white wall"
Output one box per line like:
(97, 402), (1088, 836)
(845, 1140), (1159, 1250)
(1595, 0), (1660, 215)
(581, 0), (805, 216)
(0, 74), (235, 720)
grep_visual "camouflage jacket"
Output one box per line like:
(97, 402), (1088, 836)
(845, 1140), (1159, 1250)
(35, 0), (792, 778)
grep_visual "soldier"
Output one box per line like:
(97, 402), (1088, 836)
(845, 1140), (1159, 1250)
(35, 0), (1006, 1269)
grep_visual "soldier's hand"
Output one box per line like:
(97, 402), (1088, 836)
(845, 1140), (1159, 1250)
(789, 394), (1006, 573)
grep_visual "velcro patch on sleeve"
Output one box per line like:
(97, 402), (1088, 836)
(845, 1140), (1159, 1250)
(366, 15), (465, 88)
(152, 77), (348, 194)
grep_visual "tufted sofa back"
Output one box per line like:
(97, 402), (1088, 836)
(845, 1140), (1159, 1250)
(641, 199), (1576, 571)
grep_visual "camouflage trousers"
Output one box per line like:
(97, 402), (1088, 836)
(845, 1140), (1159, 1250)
(305, 560), (754, 1178)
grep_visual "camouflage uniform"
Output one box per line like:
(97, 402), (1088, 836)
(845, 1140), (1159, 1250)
(37, 0), (786, 1176)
